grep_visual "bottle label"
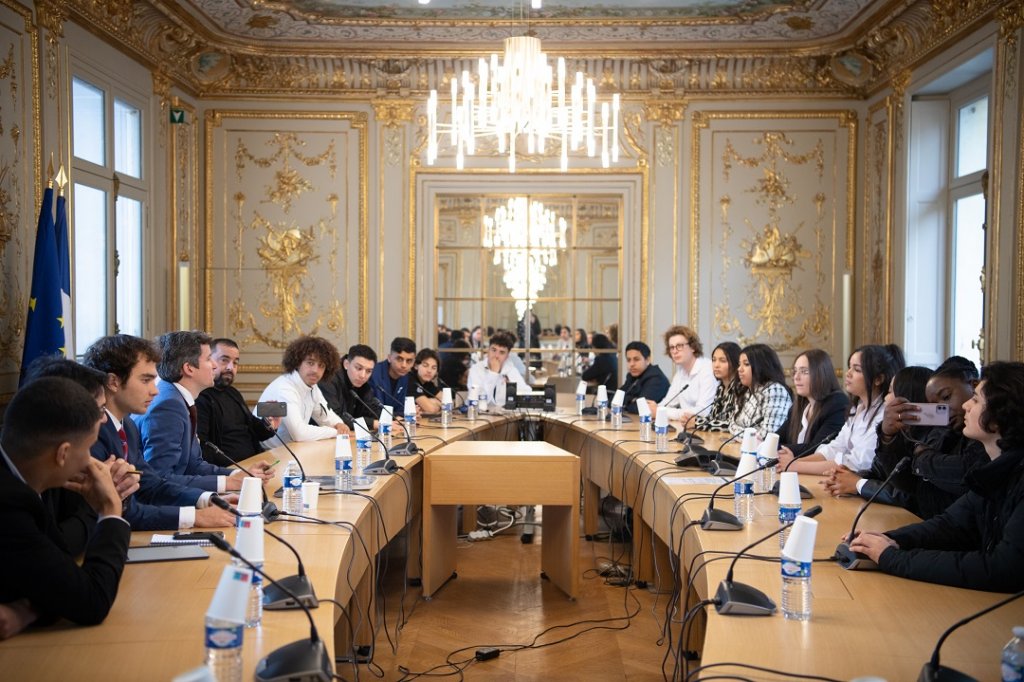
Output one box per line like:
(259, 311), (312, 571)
(469, 398), (478, 407)
(379, 423), (391, 436)
(335, 457), (352, 472)
(356, 439), (370, 451)
(443, 403), (452, 411)
(655, 425), (668, 435)
(285, 475), (301, 489)
(405, 415), (416, 425)
(781, 558), (811, 578)
(576, 395), (584, 401)
(641, 416), (651, 425)
(597, 400), (608, 409)
(205, 624), (243, 649)
(734, 480), (753, 495)
(778, 505), (801, 524)
(612, 405), (621, 414)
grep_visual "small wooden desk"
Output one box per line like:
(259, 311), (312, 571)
(421, 441), (580, 600)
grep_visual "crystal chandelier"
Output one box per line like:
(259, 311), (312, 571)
(426, 35), (620, 172)
(483, 197), (567, 318)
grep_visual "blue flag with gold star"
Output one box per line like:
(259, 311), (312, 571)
(20, 186), (64, 385)
(55, 193), (73, 356)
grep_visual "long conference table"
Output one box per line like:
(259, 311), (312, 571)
(0, 408), (1016, 680)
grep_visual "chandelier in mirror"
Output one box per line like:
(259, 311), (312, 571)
(426, 35), (620, 172)
(483, 197), (567, 318)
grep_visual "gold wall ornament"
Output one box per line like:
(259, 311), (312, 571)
(643, 99), (686, 127)
(372, 99), (415, 128)
(999, 3), (1024, 102)
(862, 104), (890, 344)
(234, 132), (336, 213)
(37, 0), (66, 100)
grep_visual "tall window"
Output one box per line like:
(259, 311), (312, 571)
(905, 70), (990, 368)
(71, 73), (148, 352)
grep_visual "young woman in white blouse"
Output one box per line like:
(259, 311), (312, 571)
(649, 325), (718, 423)
(777, 344), (904, 475)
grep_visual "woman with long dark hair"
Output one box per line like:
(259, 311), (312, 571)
(693, 341), (743, 432)
(777, 349), (849, 458)
(728, 343), (792, 439)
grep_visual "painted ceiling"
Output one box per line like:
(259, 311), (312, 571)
(169, 0), (880, 52)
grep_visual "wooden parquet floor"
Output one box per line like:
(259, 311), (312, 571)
(356, 526), (674, 682)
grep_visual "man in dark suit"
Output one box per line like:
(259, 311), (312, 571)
(84, 334), (236, 531)
(134, 331), (274, 492)
(0, 377), (130, 639)
(196, 337), (279, 466)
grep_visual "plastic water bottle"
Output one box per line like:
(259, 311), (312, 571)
(378, 416), (392, 450)
(205, 616), (243, 682)
(611, 403), (623, 429)
(334, 435), (352, 492)
(638, 414), (652, 442)
(354, 432), (372, 487)
(282, 460), (303, 515)
(440, 398), (453, 427)
(655, 422), (669, 452)
(575, 386), (586, 416)
(467, 395), (478, 420)
(781, 555), (812, 621)
(778, 503), (801, 548)
(1003, 626), (1024, 682)
(233, 558), (263, 628)
(404, 398), (417, 438)
(597, 400), (608, 422)
(733, 479), (754, 524)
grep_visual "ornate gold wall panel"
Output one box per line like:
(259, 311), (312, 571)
(204, 110), (367, 370)
(691, 110), (855, 361)
(169, 95), (198, 330)
(862, 101), (891, 344)
(0, 0), (39, 396)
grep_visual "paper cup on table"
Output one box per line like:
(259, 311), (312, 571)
(234, 514), (264, 564)
(758, 432), (780, 458)
(575, 380), (587, 397)
(354, 420), (371, 442)
(441, 387), (453, 405)
(734, 452), (759, 481)
(782, 515), (818, 562)
(611, 389), (625, 407)
(379, 406), (393, 425)
(404, 396), (417, 416)
(301, 481), (320, 511)
(468, 385), (479, 401)
(206, 564), (254, 624)
(237, 477), (264, 515)
(777, 472), (802, 506)
(740, 429), (759, 454)
(654, 409), (669, 429)
(596, 385), (608, 404)
(636, 399), (651, 417)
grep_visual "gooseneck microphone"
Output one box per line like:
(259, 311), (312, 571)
(918, 588), (1024, 682)
(204, 441), (281, 521)
(714, 505), (823, 615)
(207, 535), (332, 682)
(349, 389), (417, 460)
(700, 456), (779, 531)
(833, 456), (911, 570)
(210, 495), (316, 609)
(675, 395), (712, 445)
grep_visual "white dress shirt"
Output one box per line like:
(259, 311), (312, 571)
(467, 360), (530, 409)
(657, 357), (718, 421)
(257, 371), (343, 446)
(815, 398), (884, 471)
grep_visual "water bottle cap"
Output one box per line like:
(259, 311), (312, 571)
(1014, 625), (1024, 638)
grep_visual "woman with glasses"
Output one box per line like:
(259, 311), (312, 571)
(776, 349), (849, 460)
(649, 325), (717, 425)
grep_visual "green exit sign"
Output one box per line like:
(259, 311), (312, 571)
(170, 108), (186, 124)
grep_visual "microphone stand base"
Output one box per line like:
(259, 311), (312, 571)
(364, 458), (400, 475)
(255, 638), (332, 682)
(388, 442), (419, 456)
(917, 663), (978, 682)
(714, 580), (777, 616)
(834, 542), (878, 570)
(701, 508), (744, 531)
(768, 480), (814, 499)
(263, 574), (319, 610)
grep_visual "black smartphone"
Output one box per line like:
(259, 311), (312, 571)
(173, 531), (225, 541)
(256, 401), (288, 418)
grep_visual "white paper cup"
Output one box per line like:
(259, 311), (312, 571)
(777, 472), (802, 506)
(575, 380), (587, 396)
(237, 477), (264, 515)
(758, 432), (780, 458)
(596, 385), (608, 403)
(782, 515), (818, 563)
(611, 389), (625, 407)
(302, 481), (320, 511)
(206, 564), (254, 624)
(234, 514), (264, 564)
(734, 452), (759, 480)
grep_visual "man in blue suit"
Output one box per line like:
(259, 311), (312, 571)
(135, 331), (274, 492)
(84, 335), (236, 530)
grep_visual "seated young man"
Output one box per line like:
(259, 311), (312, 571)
(849, 361), (1024, 592)
(619, 341), (670, 414)
(0, 377), (131, 639)
(258, 335), (349, 443)
(369, 337), (416, 414)
(320, 344), (385, 429)
(466, 331), (530, 409)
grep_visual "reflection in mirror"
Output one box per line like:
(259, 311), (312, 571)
(435, 193), (621, 381)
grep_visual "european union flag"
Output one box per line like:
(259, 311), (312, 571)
(55, 193), (73, 356)
(20, 186), (64, 385)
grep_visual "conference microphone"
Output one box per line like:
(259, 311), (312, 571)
(700, 455), (779, 531)
(210, 495), (317, 609)
(714, 505), (823, 616)
(204, 441), (280, 521)
(767, 448), (818, 500)
(349, 389), (416, 460)
(673, 401), (718, 467)
(917, 588), (1024, 682)
(833, 456), (911, 570)
(207, 535), (332, 682)
(675, 394), (711, 445)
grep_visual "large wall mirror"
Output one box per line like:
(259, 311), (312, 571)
(434, 193), (622, 384)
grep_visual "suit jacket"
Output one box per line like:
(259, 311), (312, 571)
(40, 486), (94, 556)
(777, 390), (850, 457)
(92, 416), (204, 530)
(134, 380), (230, 491)
(0, 459), (130, 626)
